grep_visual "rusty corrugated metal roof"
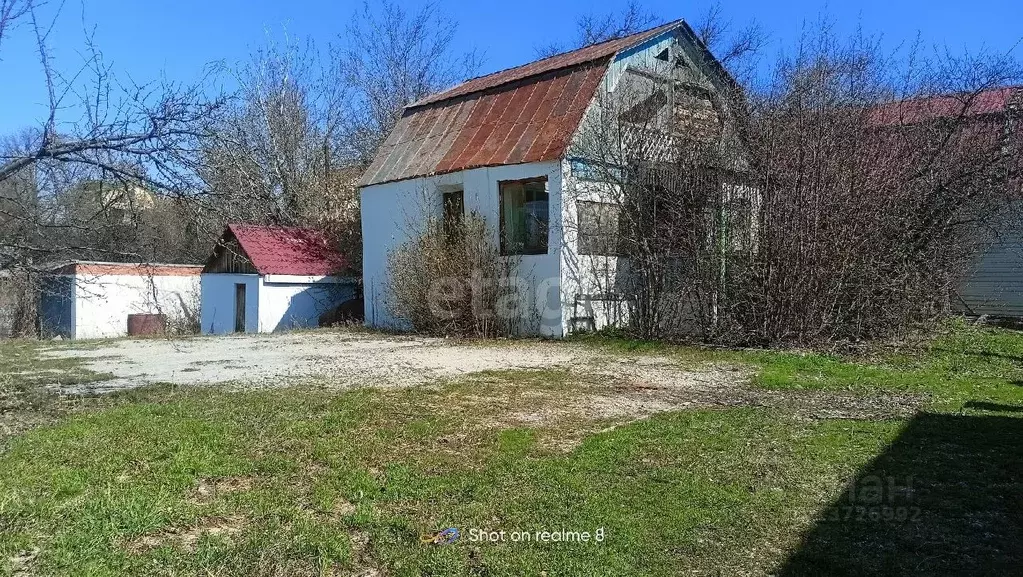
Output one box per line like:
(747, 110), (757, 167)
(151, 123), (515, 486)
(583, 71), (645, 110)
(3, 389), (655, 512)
(360, 21), (683, 187)
(411, 21), (682, 109)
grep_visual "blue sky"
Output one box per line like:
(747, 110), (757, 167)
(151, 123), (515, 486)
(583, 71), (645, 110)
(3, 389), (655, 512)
(0, 0), (1020, 136)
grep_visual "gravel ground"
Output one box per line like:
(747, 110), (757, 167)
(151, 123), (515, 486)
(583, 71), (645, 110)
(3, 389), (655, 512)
(40, 330), (924, 421)
(41, 331), (657, 392)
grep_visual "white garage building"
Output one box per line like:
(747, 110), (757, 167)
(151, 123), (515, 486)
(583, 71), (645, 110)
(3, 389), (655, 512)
(200, 224), (357, 334)
(38, 261), (202, 339)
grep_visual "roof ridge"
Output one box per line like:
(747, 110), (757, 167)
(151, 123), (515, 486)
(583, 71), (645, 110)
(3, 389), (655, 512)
(880, 84), (1023, 107)
(457, 20), (679, 87)
(408, 19), (683, 109)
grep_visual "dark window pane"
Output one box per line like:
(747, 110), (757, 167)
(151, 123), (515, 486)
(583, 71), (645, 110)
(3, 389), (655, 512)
(442, 189), (464, 240)
(500, 178), (548, 255)
(578, 201), (621, 256)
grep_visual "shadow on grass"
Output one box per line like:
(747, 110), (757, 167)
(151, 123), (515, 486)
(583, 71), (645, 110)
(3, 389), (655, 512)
(964, 401), (1023, 413)
(778, 412), (1023, 577)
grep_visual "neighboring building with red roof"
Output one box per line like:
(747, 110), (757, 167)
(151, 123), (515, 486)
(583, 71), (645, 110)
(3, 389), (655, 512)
(200, 224), (358, 334)
(360, 20), (740, 335)
(868, 85), (1022, 127)
(869, 86), (1023, 317)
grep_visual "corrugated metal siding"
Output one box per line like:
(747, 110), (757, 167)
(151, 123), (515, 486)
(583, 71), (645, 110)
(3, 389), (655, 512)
(958, 230), (1023, 317)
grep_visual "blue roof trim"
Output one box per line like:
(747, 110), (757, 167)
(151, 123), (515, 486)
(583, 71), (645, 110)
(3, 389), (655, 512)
(613, 23), (681, 62)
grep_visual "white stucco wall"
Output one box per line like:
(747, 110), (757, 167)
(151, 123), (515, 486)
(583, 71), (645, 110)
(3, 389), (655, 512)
(257, 275), (357, 333)
(200, 273), (260, 335)
(71, 273), (200, 339)
(361, 161), (564, 336)
(201, 274), (357, 334)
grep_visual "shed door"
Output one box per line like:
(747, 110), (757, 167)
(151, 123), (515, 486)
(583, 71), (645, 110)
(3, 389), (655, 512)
(234, 283), (247, 333)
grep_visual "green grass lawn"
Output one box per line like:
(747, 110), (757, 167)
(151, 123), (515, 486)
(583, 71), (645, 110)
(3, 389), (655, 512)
(1, 324), (1021, 576)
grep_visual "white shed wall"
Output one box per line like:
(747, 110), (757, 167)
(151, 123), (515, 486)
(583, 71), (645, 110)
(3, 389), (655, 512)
(257, 277), (356, 332)
(361, 161), (564, 336)
(73, 273), (200, 339)
(200, 274), (260, 335)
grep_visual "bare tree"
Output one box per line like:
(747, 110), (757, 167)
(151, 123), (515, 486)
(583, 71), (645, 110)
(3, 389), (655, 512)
(693, 3), (765, 67)
(536, 1), (658, 58)
(200, 37), (337, 223)
(196, 1), (478, 269)
(0, 0), (29, 52)
(0, 1), (225, 272)
(564, 21), (1021, 344)
(336, 0), (480, 166)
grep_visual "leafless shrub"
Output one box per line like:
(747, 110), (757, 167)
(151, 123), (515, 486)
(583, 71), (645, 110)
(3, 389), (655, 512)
(386, 211), (534, 337)
(157, 281), (201, 336)
(567, 21), (1022, 344)
(738, 29), (1023, 344)
(0, 270), (37, 337)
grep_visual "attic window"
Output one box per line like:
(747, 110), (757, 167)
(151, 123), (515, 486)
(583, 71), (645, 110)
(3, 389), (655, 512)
(655, 48), (670, 62)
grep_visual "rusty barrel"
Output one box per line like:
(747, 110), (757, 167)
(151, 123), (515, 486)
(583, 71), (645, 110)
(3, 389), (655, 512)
(127, 313), (167, 336)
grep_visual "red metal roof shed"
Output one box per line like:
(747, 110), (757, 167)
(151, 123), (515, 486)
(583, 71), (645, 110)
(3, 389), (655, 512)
(204, 224), (347, 276)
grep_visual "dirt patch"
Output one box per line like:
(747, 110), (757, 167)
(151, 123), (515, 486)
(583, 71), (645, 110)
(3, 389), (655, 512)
(342, 529), (386, 577)
(582, 363), (923, 421)
(36, 331), (923, 432)
(187, 476), (255, 504)
(125, 515), (246, 553)
(456, 362), (924, 446)
(9, 548), (39, 576)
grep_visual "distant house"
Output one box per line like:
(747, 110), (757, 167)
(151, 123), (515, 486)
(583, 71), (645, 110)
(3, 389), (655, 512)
(872, 86), (1023, 317)
(359, 20), (743, 336)
(948, 88), (1023, 317)
(200, 224), (357, 334)
(38, 261), (202, 339)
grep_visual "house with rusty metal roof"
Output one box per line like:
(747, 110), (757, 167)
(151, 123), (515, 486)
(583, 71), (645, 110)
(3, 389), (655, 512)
(359, 20), (740, 336)
(199, 224), (358, 334)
